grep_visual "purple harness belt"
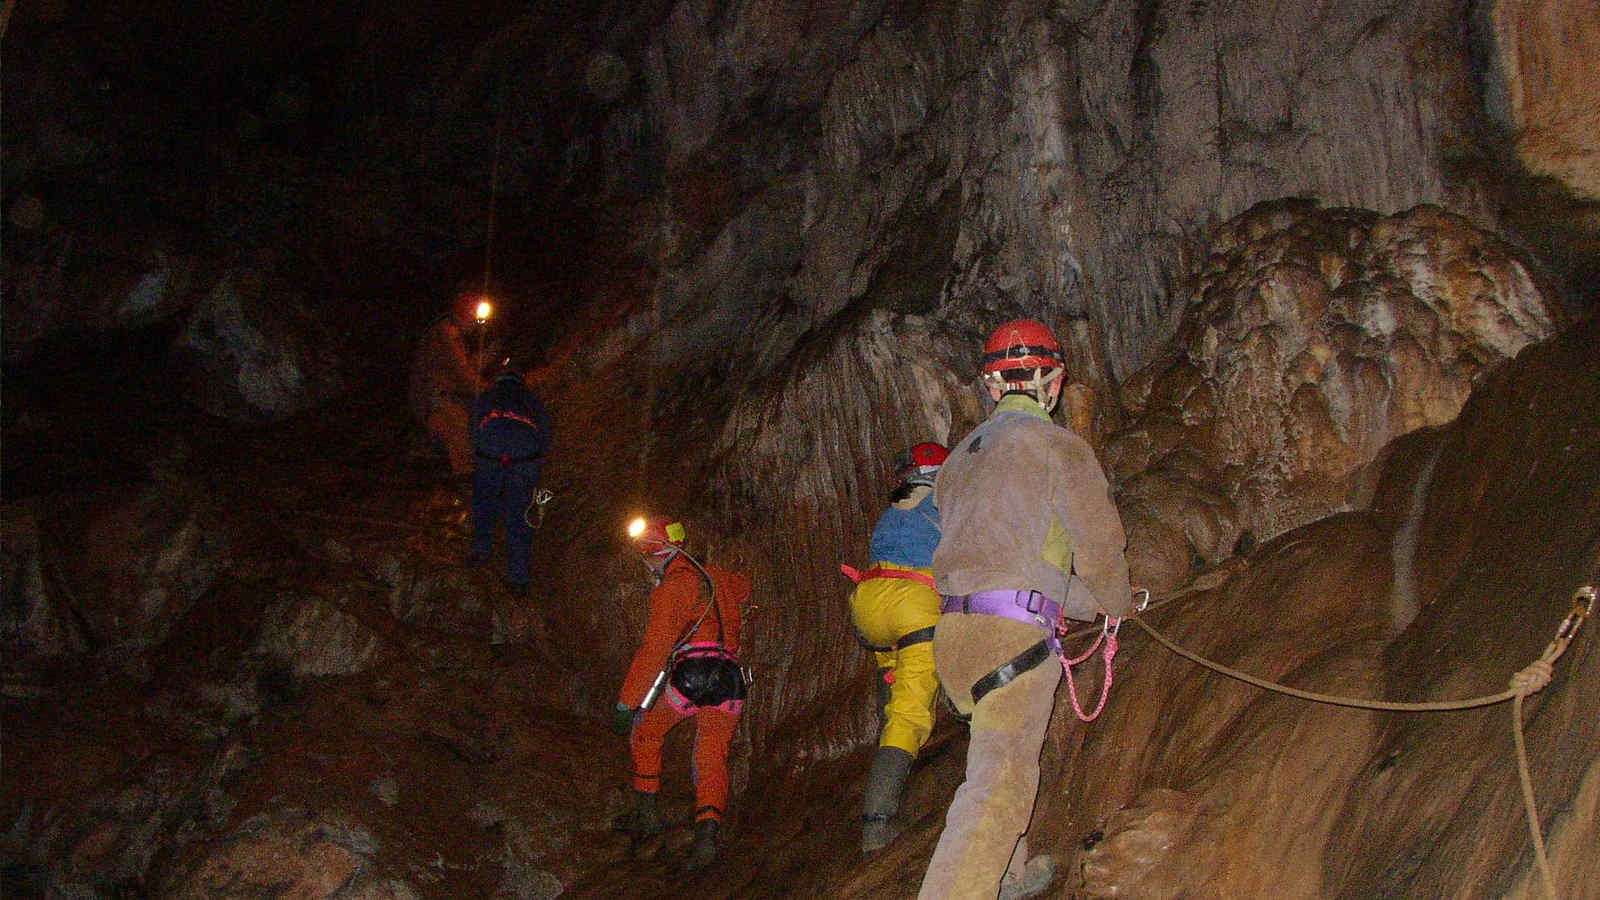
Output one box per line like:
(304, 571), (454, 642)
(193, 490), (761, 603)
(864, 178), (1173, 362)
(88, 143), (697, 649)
(940, 590), (1062, 653)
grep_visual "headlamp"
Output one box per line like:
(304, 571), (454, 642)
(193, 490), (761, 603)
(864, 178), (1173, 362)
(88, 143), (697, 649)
(626, 516), (686, 545)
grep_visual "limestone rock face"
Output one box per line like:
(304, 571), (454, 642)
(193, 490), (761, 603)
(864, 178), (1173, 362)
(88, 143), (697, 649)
(256, 591), (387, 678)
(173, 264), (345, 423)
(595, 0), (1548, 393)
(1481, 0), (1600, 201)
(1106, 200), (1560, 593)
(55, 478), (230, 653)
(160, 808), (415, 900)
(1038, 318), (1600, 898)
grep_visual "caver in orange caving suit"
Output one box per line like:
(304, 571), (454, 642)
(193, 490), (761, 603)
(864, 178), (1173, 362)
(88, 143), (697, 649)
(408, 313), (482, 476)
(618, 554), (751, 829)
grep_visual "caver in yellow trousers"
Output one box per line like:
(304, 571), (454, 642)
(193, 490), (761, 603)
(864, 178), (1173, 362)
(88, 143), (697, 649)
(848, 561), (941, 755)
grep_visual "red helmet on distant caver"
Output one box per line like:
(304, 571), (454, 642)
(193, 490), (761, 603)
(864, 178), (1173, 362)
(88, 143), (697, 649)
(895, 442), (949, 486)
(980, 318), (1066, 413)
(981, 319), (1064, 376)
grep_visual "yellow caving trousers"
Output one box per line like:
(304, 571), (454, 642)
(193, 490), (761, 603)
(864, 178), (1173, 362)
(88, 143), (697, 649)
(847, 562), (941, 755)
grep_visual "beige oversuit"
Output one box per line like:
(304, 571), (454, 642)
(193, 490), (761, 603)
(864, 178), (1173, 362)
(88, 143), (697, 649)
(919, 393), (1134, 899)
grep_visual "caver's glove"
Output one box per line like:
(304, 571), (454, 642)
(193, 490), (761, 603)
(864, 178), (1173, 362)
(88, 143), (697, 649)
(611, 703), (637, 735)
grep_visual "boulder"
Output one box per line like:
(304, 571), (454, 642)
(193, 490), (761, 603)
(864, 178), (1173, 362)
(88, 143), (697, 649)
(172, 263), (345, 423)
(160, 808), (416, 900)
(255, 590), (388, 678)
(41, 476), (231, 655)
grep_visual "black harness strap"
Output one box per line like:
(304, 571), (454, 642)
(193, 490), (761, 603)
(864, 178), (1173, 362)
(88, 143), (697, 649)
(474, 450), (544, 466)
(854, 624), (937, 654)
(970, 639), (1052, 705)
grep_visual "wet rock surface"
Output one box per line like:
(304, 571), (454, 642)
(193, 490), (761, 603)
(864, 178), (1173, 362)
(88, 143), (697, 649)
(1107, 200), (1561, 593)
(1047, 318), (1600, 898)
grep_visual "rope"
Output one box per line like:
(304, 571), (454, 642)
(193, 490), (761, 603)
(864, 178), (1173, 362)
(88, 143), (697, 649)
(1060, 628), (1117, 721)
(1055, 580), (1218, 722)
(481, 62), (507, 297)
(1513, 693), (1554, 900)
(523, 487), (554, 529)
(1130, 585), (1590, 713)
(1128, 584), (1593, 900)
(1132, 616), (1527, 711)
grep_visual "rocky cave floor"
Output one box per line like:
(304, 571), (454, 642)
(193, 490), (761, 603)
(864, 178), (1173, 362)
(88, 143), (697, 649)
(0, 361), (985, 899)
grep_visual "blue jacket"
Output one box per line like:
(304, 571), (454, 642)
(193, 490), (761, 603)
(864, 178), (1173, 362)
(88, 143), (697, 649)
(867, 490), (941, 569)
(471, 374), (551, 463)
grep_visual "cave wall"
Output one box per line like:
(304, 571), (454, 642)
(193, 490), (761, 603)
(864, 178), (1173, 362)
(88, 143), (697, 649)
(593, 0), (1515, 391)
(1480, 0), (1600, 201)
(1105, 199), (1561, 594)
(5, 1), (1600, 892)
(9, 0), (1595, 390)
(509, 7), (1599, 890)
(497, 0), (1592, 780)
(1039, 318), (1600, 897)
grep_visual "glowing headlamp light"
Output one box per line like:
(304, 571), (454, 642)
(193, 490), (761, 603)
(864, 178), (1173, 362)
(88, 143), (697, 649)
(626, 516), (685, 545)
(474, 299), (493, 323)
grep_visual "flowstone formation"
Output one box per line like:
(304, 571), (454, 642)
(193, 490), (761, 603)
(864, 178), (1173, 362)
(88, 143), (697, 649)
(1039, 317), (1600, 900)
(1105, 200), (1561, 594)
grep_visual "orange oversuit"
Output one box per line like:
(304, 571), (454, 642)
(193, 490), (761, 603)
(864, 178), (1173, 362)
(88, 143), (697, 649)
(408, 315), (482, 475)
(618, 555), (750, 824)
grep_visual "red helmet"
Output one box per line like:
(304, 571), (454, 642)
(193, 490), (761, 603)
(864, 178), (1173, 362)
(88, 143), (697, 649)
(626, 516), (685, 556)
(981, 319), (1063, 376)
(895, 441), (949, 486)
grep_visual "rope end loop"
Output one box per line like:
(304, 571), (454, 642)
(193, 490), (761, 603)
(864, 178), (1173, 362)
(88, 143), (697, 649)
(1508, 659), (1554, 696)
(1512, 585), (1593, 697)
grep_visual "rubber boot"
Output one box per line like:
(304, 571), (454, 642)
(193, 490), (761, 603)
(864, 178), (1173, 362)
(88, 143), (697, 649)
(612, 790), (663, 839)
(860, 746), (914, 854)
(997, 854), (1058, 900)
(683, 819), (719, 872)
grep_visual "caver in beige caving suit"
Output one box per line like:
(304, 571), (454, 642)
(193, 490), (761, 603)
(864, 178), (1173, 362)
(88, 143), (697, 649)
(919, 392), (1134, 900)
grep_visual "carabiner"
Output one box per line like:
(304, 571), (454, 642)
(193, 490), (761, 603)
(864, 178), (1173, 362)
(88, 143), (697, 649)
(1102, 614), (1122, 637)
(1557, 585), (1595, 641)
(1134, 588), (1152, 613)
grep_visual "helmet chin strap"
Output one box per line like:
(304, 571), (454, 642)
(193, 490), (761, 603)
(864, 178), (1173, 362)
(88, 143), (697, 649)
(638, 548), (680, 585)
(990, 367), (1063, 413)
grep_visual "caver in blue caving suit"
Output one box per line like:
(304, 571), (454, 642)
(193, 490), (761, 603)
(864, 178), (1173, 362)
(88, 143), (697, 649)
(469, 359), (551, 591)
